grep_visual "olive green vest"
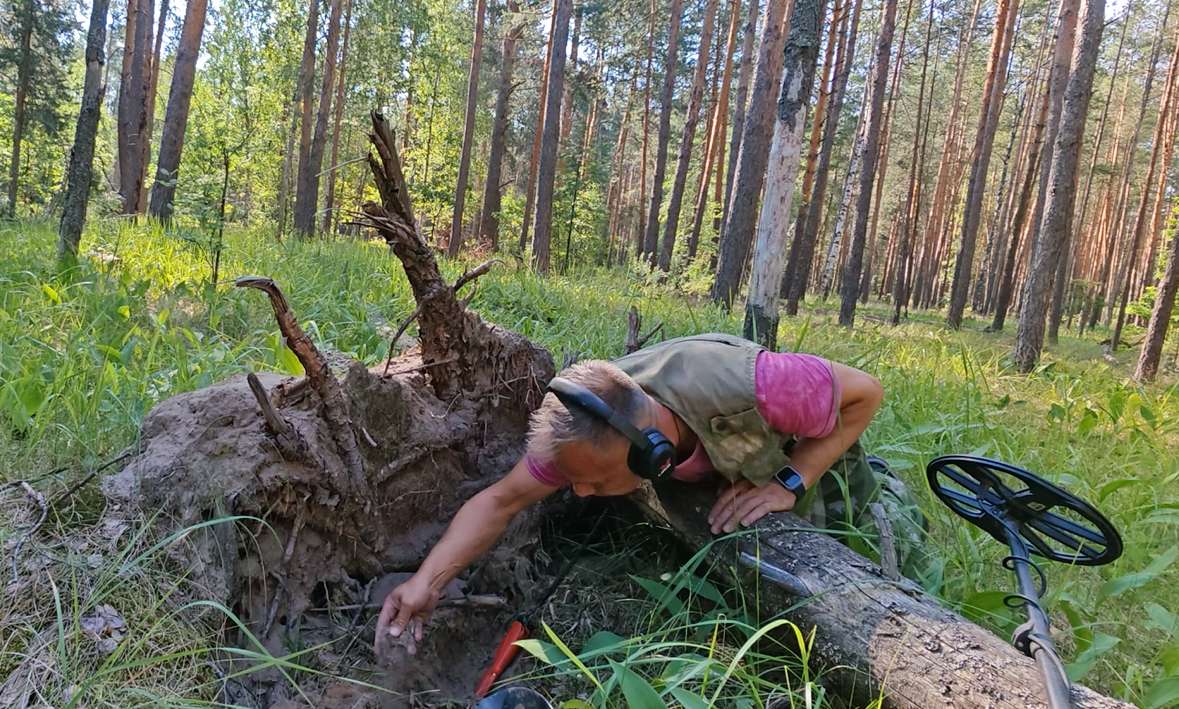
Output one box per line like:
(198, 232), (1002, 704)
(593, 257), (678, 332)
(613, 333), (793, 487)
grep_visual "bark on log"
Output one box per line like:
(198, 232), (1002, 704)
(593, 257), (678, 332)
(632, 482), (1133, 709)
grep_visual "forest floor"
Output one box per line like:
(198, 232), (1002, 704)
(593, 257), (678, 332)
(2, 219), (1179, 708)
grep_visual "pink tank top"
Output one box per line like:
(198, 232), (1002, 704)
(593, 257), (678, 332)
(526, 350), (841, 487)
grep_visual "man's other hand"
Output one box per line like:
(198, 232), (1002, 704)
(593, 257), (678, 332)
(707, 479), (797, 534)
(374, 575), (439, 656)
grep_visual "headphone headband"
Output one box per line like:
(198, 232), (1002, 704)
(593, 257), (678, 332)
(545, 376), (677, 480)
(546, 378), (652, 453)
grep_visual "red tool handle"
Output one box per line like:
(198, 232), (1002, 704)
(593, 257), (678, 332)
(474, 620), (530, 698)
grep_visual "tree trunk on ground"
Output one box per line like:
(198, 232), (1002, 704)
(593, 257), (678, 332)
(449, 0), (488, 257)
(688, 0), (742, 259)
(480, 5), (523, 251)
(642, 0), (683, 264)
(6, 0), (33, 219)
(657, 0), (718, 271)
(58, 0), (111, 262)
(322, 0), (354, 236)
(295, 0), (344, 239)
(710, 0), (790, 308)
(530, 0), (572, 273)
(945, 0), (1018, 329)
(720, 0), (761, 237)
(837, 0), (897, 327)
(147, 0), (210, 221)
(118, 0), (154, 215)
(1012, 0), (1104, 373)
(743, 0), (829, 348)
(292, 0), (321, 239)
(520, 0), (558, 253)
(632, 482), (1135, 709)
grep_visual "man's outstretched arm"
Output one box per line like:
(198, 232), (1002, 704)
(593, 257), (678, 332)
(375, 459), (558, 649)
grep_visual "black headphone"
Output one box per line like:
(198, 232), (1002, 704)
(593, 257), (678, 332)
(546, 377), (678, 480)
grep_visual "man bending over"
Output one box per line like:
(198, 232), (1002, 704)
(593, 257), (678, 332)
(375, 333), (923, 649)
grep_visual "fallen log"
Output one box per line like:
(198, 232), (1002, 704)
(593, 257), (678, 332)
(632, 481), (1133, 709)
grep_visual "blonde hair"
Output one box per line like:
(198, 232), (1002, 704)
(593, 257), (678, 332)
(527, 360), (650, 463)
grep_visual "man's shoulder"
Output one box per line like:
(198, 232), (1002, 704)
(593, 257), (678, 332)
(614, 332), (763, 362)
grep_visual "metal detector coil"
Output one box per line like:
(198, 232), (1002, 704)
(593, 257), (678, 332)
(926, 455), (1124, 709)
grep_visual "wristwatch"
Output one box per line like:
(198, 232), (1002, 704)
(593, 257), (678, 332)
(775, 465), (807, 499)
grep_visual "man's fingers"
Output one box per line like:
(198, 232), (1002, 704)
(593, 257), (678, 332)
(740, 501), (775, 527)
(390, 599), (416, 638)
(374, 593), (398, 653)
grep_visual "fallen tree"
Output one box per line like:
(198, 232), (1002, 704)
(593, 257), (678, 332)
(102, 111), (556, 706)
(632, 481), (1133, 709)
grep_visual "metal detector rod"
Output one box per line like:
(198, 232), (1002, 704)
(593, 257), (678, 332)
(1004, 526), (1073, 709)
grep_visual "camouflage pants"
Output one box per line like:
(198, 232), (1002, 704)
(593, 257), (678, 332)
(792, 441), (931, 581)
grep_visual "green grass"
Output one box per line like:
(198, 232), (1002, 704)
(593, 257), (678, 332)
(2, 218), (1179, 707)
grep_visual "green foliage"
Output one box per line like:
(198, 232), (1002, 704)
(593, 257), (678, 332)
(4, 221), (1179, 706)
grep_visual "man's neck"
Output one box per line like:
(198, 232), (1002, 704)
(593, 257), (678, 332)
(652, 399), (698, 459)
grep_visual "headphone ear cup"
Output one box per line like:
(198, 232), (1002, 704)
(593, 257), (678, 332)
(629, 428), (677, 480)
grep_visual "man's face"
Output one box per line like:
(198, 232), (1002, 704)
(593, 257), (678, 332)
(553, 437), (644, 497)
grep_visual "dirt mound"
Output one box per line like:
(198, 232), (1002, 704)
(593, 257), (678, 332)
(97, 111), (568, 707)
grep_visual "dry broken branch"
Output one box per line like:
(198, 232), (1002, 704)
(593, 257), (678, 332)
(235, 276), (367, 496)
(625, 306), (664, 354)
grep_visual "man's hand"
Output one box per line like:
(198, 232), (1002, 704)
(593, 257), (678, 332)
(707, 479), (797, 534)
(374, 575), (439, 656)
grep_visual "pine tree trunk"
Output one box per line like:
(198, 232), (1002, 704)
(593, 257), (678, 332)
(562, 7), (581, 142)
(136, 0), (167, 215)
(892, 0), (935, 325)
(709, 0), (790, 307)
(292, 0), (321, 239)
(1111, 4), (1177, 351)
(295, 0), (344, 239)
(657, 0), (718, 271)
(118, 0), (154, 215)
(837, 0), (898, 327)
(449, 0), (487, 257)
(1103, 2), (1171, 346)
(785, 0), (863, 313)
(642, 0), (683, 263)
(322, 0), (353, 236)
(530, 0), (572, 273)
(147, 0), (210, 221)
(6, 0), (33, 219)
(820, 85), (869, 298)
(782, 0), (858, 311)
(1136, 212), (1179, 380)
(688, 0), (742, 257)
(945, 0), (1018, 329)
(720, 0), (760, 237)
(58, 0), (111, 262)
(480, 4), (522, 251)
(744, 0), (829, 349)
(635, 0), (656, 258)
(520, 0), (558, 252)
(858, 0), (914, 305)
(1012, 0), (1104, 372)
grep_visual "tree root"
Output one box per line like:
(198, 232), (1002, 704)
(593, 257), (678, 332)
(235, 276), (368, 497)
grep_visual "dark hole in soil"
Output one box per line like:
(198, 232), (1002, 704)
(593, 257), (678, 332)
(251, 498), (691, 709)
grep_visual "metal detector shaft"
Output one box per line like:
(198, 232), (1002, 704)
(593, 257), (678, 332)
(1005, 526), (1073, 709)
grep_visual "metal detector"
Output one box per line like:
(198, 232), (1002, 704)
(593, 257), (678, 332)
(926, 455), (1124, 709)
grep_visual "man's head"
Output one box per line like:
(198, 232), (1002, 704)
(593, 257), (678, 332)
(527, 360), (658, 497)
